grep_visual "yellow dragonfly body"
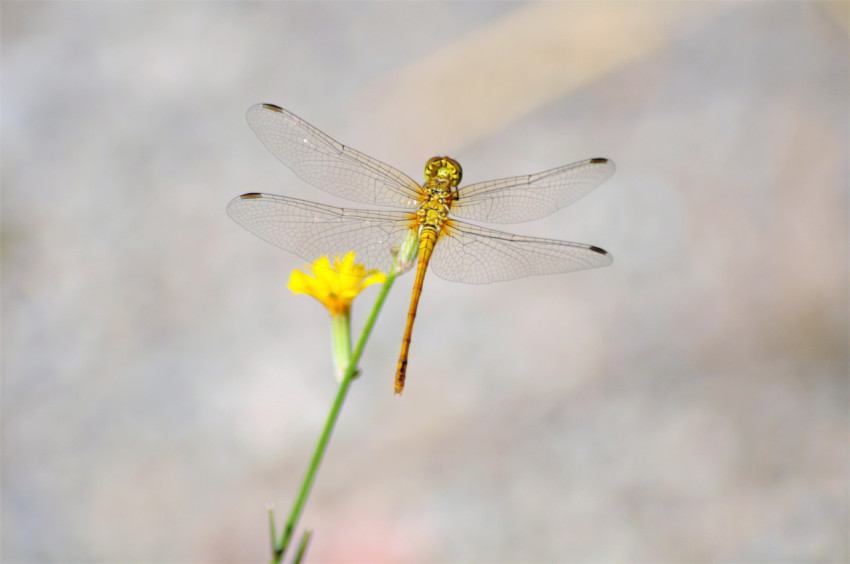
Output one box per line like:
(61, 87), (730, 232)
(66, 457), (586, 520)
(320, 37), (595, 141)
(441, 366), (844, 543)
(228, 104), (614, 394)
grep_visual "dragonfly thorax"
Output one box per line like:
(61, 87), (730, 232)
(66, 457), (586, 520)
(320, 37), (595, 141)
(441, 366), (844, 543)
(416, 197), (451, 228)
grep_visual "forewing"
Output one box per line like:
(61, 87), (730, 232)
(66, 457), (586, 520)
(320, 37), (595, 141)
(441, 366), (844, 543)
(451, 158), (615, 224)
(227, 193), (416, 275)
(429, 220), (612, 284)
(247, 104), (422, 209)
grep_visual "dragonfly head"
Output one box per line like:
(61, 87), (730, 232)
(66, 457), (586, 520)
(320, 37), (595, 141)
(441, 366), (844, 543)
(424, 156), (462, 188)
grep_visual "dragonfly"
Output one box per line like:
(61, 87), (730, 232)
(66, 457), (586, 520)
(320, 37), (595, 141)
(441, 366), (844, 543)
(228, 104), (614, 394)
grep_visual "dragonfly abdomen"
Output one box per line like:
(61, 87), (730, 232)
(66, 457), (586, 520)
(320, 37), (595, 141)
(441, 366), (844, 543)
(394, 226), (440, 394)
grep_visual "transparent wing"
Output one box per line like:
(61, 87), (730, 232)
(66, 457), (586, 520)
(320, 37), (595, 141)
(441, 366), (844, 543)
(247, 104), (423, 209)
(227, 193), (416, 275)
(430, 220), (612, 284)
(451, 158), (615, 224)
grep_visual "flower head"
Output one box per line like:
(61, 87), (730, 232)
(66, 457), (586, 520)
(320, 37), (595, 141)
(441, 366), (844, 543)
(288, 253), (386, 317)
(289, 253), (386, 381)
(391, 228), (420, 275)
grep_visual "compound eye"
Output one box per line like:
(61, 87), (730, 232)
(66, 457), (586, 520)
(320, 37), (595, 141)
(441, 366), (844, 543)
(423, 156), (462, 186)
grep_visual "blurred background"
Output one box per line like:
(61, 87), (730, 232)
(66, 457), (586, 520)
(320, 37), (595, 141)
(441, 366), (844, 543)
(3, 2), (847, 562)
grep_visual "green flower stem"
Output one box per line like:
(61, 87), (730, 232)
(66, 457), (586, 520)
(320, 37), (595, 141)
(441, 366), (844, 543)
(292, 530), (312, 564)
(272, 269), (398, 563)
(330, 311), (352, 380)
(268, 506), (277, 556)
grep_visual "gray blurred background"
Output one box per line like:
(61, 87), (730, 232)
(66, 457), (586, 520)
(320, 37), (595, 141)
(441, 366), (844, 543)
(3, 2), (848, 562)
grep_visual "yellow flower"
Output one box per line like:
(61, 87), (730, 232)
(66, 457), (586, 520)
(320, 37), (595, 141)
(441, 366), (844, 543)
(288, 253), (386, 381)
(288, 253), (386, 316)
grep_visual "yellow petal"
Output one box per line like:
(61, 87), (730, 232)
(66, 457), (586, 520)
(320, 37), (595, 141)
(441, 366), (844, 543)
(287, 252), (386, 316)
(287, 269), (317, 295)
(360, 270), (386, 290)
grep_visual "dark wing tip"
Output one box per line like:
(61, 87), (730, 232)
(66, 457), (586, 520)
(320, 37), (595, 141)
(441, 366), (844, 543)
(589, 157), (616, 176)
(261, 103), (284, 112)
(240, 193), (264, 199)
(589, 245), (609, 255)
